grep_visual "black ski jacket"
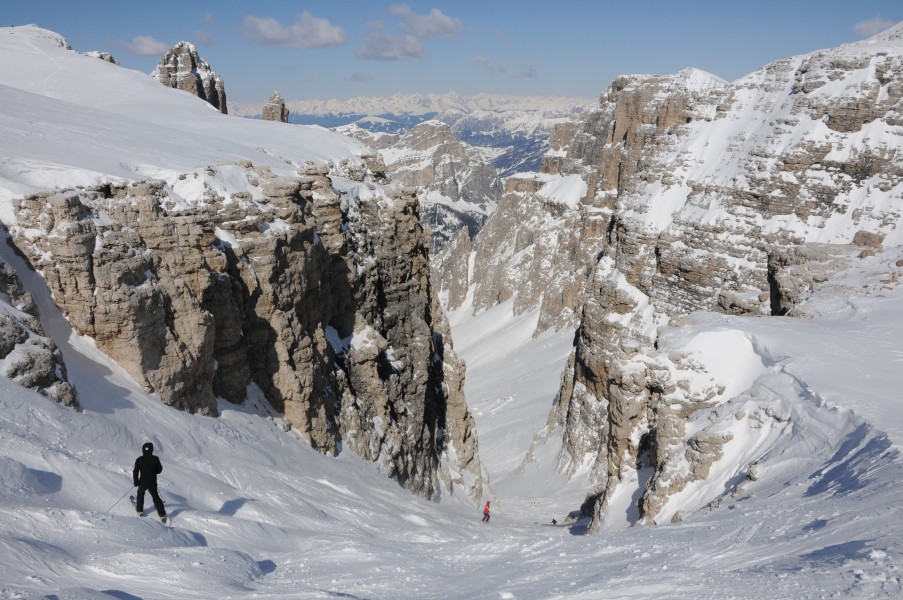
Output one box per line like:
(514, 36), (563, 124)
(133, 444), (163, 487)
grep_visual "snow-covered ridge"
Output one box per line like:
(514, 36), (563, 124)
(0, 25), (368, 203)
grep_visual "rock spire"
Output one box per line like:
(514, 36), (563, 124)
(151, 41), (227, 114)
(262, 91), (289, 123)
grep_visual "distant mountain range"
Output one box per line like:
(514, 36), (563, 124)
(230, 92), (591, 122)
(231, 92), (591, 175)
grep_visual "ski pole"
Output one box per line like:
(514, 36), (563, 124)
(106, 486), (134, 513)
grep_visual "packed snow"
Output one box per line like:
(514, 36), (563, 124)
(0, 24), (901, 599)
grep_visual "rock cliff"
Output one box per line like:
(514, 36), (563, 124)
(450, 26), (903, 528)
(10, 158), (483, 501)
(554, 28), (903, 532)
(343, 120), (502, 253)
(0, 259), (77, 408)
(0, 25), (485, 502)
(151, 42), (227, 114)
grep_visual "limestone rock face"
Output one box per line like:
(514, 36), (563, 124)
(433, 227), (472, 310)
(436, 140), (609, 334)
(448, 27), (903, 529)
(0, 261), (77, 408)
(151, 42), (227, 114)
(462, 171), (604, 333)
(345, 121), (502, 253)
(262, 91), (289, 123)
(335, 107), (587, 321)
(549, 29), (903, 532)
(10, 159), (484, 500)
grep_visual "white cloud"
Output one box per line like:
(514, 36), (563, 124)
(112, 35), (171, 56)
(356, 6), (461, 61)
(356, 31), (424, 61)
(854, 15), (896, 37)
(389, 4), (461, 39)
(242, 12), (347, 48)
(470, 55), (506, 76)
(201, 12), (218, 27)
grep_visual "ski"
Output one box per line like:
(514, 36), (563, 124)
(130, 494), (169, 524)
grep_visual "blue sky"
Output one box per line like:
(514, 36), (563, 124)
(5, 1), (901, 103)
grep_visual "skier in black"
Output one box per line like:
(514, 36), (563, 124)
(133, 442), (167, 523)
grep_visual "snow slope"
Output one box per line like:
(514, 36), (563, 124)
(0, 24), (901, 599)
(0, 25), (367, 210)
(1, 237), (901, 598)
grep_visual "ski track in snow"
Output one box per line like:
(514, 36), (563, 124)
(1, 248), (900, 600)
(0, 25), (900, 599)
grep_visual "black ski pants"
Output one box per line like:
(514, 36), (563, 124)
(136, 483), (166, 517)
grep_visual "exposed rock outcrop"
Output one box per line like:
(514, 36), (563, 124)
(457, 170), (602, 333)
(151, 42), (227, 114)
(262, 91), (289, 123)
(10, 158), (483, 501)
(433, 227), (472, 310)
(550, 30), (903, 532)
(0, 260), (77, 408)
(447, 26), (903, 529)
(345, 120), (502, 253)
(83, 51), (117, 64)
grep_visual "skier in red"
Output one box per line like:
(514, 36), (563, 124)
(482, 500), (490, 523)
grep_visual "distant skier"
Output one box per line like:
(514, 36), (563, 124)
(482, 500), (491, 523)
(133, 442), (167, 523)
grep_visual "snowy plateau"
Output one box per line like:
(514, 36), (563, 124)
(0, 23), (900, 600)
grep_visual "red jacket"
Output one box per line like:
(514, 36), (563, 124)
(483, 502), (490, 515)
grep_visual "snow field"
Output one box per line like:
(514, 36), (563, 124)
(0, 24), (901, 599)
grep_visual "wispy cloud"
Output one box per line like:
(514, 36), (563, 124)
(346, 72), (374, 82)
(242, 12), (347, 48)
(471, 55), (506, 76)
(389, 4), (461, 39)
(357, 6), (461, 61)
(201, 12), (218, 27)
(356, 30), (424, 60)
(194, 30), (215, 46)
(854, 15), (896, 37)
(111, 35), (170, 56)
